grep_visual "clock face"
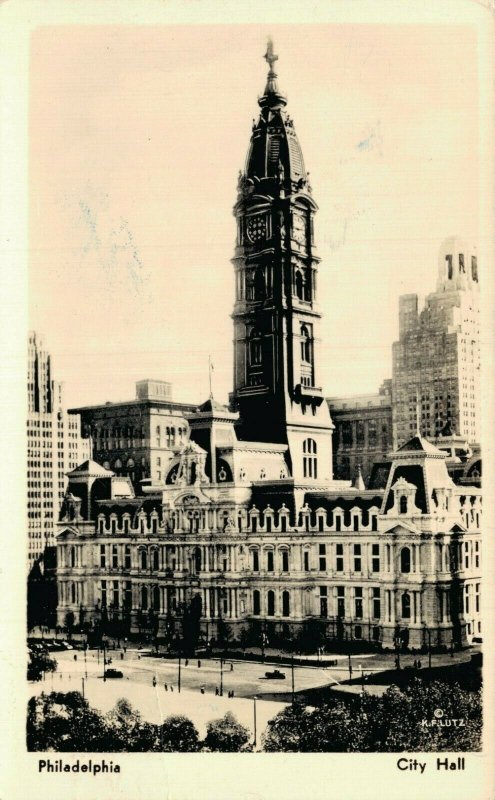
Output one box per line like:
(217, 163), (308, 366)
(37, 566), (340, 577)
(246, 215), (267, 243)
(293, 214), (307, 245)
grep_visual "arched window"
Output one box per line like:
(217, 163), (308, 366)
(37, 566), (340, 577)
(266, 550), (274, 572)
(253, 590), (260, 615)
(303, 438), (318, 479)
(254, 267), (266, 300)
(267, 590), (275, 616)
(282, 590), (290, 617)
(152, 549), (159, 570)
(140, 548), (148, 570)
(251, 549), (259, 572)
(295, 270), (304, 300)
(249, 329), (263, 366)
(281, 550), (289, 572)
(140, 586), (148, 610)
(401, 592), (411, 619)
(300, 325), (312, 363)
(400, 547), (411, 573)
(71, 583), (76, 604)
(70, 546), (75, 568)
(194, 547), (202, 573)
(399, 495), (408, 514)
(152, 586), (160, 611)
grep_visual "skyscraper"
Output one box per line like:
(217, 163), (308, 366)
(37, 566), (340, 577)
(392, 237), (480, 449)
(27, 332), (89, 566)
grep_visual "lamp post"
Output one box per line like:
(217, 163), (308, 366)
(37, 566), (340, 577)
(291, 653), (295, 704)
(348, 653), (353, 683)
(103, 639), (107, 681)
(253, 695), (257, 749)
(220, 655), (224, 697)
(178, 651), (182, 693)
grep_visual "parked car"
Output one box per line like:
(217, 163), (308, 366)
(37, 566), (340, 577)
(265, 669), (286, 679)
(105, 668), (124, 679)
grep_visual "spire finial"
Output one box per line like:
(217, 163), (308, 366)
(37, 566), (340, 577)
(259, 37), (286, 109)
(264, 38), (278, 72)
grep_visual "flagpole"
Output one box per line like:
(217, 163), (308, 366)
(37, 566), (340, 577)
(208, 355), (213, 399)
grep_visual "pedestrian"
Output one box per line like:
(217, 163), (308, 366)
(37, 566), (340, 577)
(417, 659), (421, 669)
(185, 659), (189, 667)
(230, 663), (234, 671)
(215, 687), (219, 696)
(231, 690), (234, 698)
(120, 652), (124, 660)
(170, 685), (174, 692)
(164, 683), (168, 691)
(198, 660), (201, 668)
(73, 654), (77, 661)
(152, 676), (157, 687)
(200, 686), (205, 694)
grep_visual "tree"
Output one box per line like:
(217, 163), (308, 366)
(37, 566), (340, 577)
(216, 618), (233, 648)
(158, 715), (200, 752)
(262, 680), (481, 753)
(262, 703), (311, 752)
(27, 691), (114, 752)
(27, 650), (57, 682)
(182, 594), (202, 656)
(203, 712), (250, 752)
(64, 611), (75, 640)
(106, 698), (158, 752)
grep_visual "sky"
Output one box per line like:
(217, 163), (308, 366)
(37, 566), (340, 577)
(29, 23), (480, 409)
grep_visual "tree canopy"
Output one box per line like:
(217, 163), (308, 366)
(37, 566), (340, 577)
(262, 680), (482, 752)
(204, 712), (250, 752)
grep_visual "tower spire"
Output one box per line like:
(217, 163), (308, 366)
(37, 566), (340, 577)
(260, 37), (286, 109)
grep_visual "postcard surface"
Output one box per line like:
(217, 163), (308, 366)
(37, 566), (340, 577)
(1, 1), (494, 799)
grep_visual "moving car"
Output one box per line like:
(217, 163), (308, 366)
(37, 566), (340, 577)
(265, 669), (286, 679)
(105, 668), (124, 679)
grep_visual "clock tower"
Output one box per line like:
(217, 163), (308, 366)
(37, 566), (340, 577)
(231, 41), (334, 482)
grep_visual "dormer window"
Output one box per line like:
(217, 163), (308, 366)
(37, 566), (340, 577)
(399, 495), (408, 514)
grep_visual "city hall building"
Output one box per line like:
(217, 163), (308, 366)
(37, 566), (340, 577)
(55, 44), (482, 650)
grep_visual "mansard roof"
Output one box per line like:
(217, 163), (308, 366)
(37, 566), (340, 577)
(397, 434), (443, 455)
(67, 459), (114, 478)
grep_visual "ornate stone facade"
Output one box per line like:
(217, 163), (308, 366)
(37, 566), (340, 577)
(55, 44), (482, 651)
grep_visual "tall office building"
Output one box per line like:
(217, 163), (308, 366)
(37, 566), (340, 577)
(71, 380), (196, 490)
(392, 238), (480, 449)
(27, 332), (89, 566)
